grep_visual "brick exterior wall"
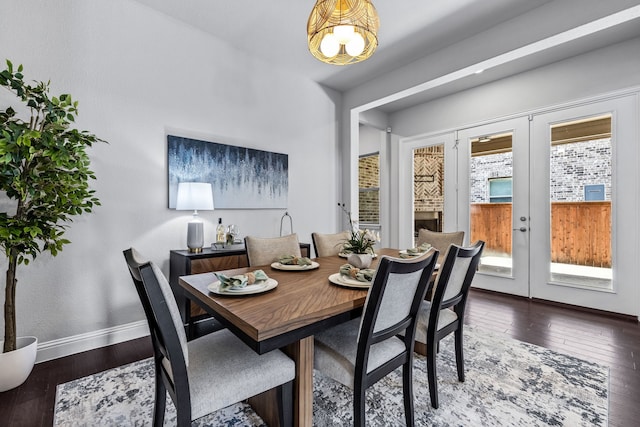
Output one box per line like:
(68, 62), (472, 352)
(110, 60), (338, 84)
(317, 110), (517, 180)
(359, 154), (379, 224)
(470, 152), (513, 203)
(470, 138), (611, 202)
(358, 138), (610, 227)
(550, 139), (611, 202)
(414, 146), (444, 212)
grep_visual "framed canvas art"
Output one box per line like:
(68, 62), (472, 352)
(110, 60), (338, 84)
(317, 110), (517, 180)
(168, 135), (288, 209)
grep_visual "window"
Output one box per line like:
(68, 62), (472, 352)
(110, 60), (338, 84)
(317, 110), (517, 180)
(488, 177), (512, 203)
(358, 153), (379, 224)
(584, 184), (605, 201)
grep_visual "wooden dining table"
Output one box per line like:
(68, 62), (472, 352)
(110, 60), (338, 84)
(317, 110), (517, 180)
(179, 248), (407, 426)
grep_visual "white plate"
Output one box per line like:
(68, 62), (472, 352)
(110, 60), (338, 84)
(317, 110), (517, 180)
(399, 249), (429, 257)
(338, 252), (378, 259)
(328, 273), (371, 289)
(398, 251), (441, 267)
(271, 261), (320, 271)
(208, 278), (278, 295)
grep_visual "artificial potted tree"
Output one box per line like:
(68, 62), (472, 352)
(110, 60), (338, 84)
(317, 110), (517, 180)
(0, 60), (103, 391)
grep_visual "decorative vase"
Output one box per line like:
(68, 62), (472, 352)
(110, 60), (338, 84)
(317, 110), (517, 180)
(347, 253), (372, 269)
(0, 336), (38, 392)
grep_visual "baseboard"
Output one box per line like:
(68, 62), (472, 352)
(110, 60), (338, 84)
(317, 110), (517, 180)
(35, 320), (150, 363)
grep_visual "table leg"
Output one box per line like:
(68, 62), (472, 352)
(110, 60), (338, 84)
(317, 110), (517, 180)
(285, 336), (314, 427)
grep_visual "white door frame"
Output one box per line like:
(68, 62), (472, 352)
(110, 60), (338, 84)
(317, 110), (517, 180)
(395, 89), (639, 317)
(398, 132), (456, 251)
(530, 94), (639, 316)
(457, 117), (531, 297)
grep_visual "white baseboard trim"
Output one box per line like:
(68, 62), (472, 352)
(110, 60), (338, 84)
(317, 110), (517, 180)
(35, 320), (150, 363)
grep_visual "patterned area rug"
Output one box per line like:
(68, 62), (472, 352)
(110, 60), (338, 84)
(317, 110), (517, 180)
(54, 328), (608, 426)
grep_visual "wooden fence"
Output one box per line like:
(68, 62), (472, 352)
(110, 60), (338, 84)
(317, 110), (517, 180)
(470, 201), (611, 268)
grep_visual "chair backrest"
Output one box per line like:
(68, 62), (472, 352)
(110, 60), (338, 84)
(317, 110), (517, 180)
(123, 248), (154, 330)
(244, 233), (301, 267)
(430, 241), (485, 321)
(123, 248), (190, 380)
(311, 231), (350, 257)
(417, 229), (465, 255)
(356, 250), (439, 373)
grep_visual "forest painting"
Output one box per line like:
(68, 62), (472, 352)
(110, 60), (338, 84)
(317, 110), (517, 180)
(168, 135), (288, 209)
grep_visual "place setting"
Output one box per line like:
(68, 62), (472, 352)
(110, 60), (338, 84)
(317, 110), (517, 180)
(328, 263), (376, 289)
(208, 269), (278, 295)
(271, 254), (320, 271)
(399, 242), (432, 258)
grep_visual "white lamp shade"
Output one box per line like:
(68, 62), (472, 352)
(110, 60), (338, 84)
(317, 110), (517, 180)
(175, 182), (214, 211)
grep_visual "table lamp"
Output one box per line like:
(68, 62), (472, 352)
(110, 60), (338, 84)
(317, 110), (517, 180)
(176, 182), (214, 253)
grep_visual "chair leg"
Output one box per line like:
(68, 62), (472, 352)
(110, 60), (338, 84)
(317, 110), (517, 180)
(152, 372), (166, 427)
(276, 381), (294, 427)
(174, 380), (193, 427)
(353, 383), (366, 427)
(402, 362), (415, 427)
(454, 328), (465, 382)
(426, 341), (439, 409)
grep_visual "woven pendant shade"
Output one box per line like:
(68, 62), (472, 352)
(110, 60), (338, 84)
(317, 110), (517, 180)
(307, 0), (379, 65)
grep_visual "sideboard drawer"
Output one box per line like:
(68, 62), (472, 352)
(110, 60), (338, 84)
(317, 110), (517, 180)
(191, 255), (244, 274)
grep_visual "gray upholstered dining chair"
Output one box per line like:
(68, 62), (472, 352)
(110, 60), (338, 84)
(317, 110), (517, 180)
(416, 229), (465, 264)
(311, 231), (350, 257)
(313, 250), (439, 426)
(244, 233), (301, 267)
(411, 240), (485, 409)
(123, 248), (295, 426)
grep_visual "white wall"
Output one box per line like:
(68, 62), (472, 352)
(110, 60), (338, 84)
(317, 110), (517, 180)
(0, 0), (341, 359)
(358, 124), (382, 156)
(390, 37), (640, 136)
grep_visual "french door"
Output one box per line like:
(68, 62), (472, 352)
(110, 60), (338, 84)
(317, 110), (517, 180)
(455, 95), (638, 315)
(457, 117), (530, 297)
(529, 95), (638, 315)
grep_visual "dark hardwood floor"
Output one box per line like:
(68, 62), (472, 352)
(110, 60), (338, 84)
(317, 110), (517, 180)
(1, 289), (637, 426)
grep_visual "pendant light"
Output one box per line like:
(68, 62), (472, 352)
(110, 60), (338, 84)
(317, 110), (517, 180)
(307, 0), (379, 65)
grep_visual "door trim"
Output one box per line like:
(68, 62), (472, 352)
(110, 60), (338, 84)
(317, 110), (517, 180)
(529, 94), (639, 316)
(398, 132), (456, 251)
(457, 117), (530, 297)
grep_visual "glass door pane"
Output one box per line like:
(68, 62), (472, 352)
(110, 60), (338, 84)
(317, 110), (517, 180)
(358, 153), (380, 225)
(413, 145), (444, 243)
(548, 115), (612, 289)
(470, 132), (514, 277)
(398, 132), (455, 251)
(530, 95), (637, 315)
(458, 117), (529, 297)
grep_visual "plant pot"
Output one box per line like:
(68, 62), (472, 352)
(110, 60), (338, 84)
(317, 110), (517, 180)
(347, 253), (372, 269)
(0, 336), (38, 392)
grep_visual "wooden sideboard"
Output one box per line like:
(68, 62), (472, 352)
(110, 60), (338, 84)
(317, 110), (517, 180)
(169, 243), (311, 338)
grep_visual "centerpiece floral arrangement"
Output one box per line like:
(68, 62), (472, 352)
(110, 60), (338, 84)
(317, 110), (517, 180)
(338, 203), (380, 255)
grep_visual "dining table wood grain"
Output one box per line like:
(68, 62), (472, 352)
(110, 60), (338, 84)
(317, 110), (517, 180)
(178, 248), (408, 427)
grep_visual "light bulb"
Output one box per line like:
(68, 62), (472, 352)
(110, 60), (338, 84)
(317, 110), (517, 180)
(345, 32), (365, 57)
(333, 25), (355, 44)
(320, 33), (340, 58)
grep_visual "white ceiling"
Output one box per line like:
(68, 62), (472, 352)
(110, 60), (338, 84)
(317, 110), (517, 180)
(133, 0), (640, 112)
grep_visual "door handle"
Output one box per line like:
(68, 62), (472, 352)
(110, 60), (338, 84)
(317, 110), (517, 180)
(513, 227), (528, 232)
